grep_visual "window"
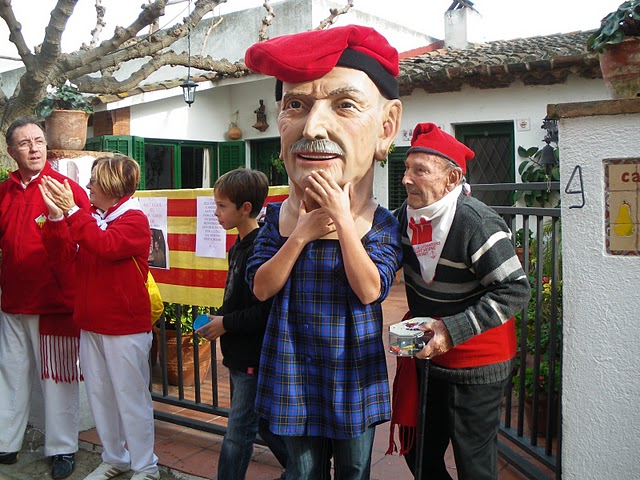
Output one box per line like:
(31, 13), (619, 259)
(455, 123), (515, 206)
(251, 138), (287, 186)
(145, 143), (174, 189)
(86, 135), (217, 190)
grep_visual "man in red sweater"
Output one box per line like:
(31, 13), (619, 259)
(0, 117), (90, 479)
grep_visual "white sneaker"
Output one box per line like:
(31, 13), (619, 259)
(83, 461), (131, 480)
(130, 470), (160, 480)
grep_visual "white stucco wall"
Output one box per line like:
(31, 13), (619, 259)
(118, 73), (612, 208)
(558, 106), (640, 479)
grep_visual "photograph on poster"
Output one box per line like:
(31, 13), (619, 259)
(139, 197), (170, 269)
(149, 228), (167, 268)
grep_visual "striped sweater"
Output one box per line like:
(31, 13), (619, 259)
(396, 193), (531, 384)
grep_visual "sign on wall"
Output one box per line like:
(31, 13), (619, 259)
(605, 158), (640, 255)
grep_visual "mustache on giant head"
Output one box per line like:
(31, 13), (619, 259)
(290, 139), (345, 156)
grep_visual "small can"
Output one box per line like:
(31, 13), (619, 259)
(388, 318), (432, 357)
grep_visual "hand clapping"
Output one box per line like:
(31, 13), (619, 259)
(39, 176), (77, 215)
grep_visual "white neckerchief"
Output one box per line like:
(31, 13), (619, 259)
(406, 185), (462, 285)
(92, 197), (143, 230)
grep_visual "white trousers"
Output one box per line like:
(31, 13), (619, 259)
(80, 330), (158, 474)
(0, 311), (79, 456)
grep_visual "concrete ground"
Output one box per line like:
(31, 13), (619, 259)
(0, 429), (197, 480)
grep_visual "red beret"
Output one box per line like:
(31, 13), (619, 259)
(245, 25), (399, 100)
(408, 123), (475, 174)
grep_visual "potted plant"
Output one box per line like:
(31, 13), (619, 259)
(513, 227), (533, 266)
(586, 0), (640, 98)
(515, 145), (559, 207)
(154, 302), (213, 386)
(34, 83), (94, 150)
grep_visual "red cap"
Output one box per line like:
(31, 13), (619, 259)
(408, 123), (475, 174)
(245, 25), (399, 100)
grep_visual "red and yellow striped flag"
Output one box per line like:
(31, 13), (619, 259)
(135, 186), (289, 307)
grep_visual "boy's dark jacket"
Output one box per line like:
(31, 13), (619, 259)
(218, 227), (272, 372)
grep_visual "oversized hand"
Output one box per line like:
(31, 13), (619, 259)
(305, 170), (351, 224)
(41, 175), (77, 211)
(38, 184), (64, 219)
(292, 199), (336, 243)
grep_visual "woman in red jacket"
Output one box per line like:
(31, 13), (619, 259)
(39, 155), (160, 480)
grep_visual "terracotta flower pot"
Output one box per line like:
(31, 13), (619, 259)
(599, 37), (640, 99)
(156, 328), (212, 386)
(44, 110), (90, 150)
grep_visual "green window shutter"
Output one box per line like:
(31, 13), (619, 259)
(218, 142), (245, 176)
(132, 136), (147, 189)
(84, 137), (101, 152)
(101, 135), (133, 156)
(84, 135), (136, 157)
(387, 146), (408, 210)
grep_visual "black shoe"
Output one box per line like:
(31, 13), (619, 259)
(0, 451), (18, 464)
(51, 453), (75, 479)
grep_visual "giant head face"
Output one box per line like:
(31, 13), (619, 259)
(245, 25), (402, 197)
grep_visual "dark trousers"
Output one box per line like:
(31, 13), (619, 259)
(405, 370), (507, 480)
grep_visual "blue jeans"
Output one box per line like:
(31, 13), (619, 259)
(218, 369), (288, 480)
(281, 425), (375, 480)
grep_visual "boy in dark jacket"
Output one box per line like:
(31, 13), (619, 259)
(197, 168), (287, 480)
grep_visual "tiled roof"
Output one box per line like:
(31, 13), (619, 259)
(398, 30), (602, 96)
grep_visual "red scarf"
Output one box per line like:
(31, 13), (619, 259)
(39, 313), (82, 383)
(386, 355), (419, 456)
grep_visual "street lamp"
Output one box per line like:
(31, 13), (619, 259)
(181, 0), (197, 107)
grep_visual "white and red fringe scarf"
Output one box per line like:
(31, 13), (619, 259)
(39, 313), (82, 383)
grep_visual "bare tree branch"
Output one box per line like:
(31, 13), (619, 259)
(0, 0), (39, 68)
(85, 0), (107, 49)
(0, 0), (354, 167)
(316, 0), (354, 30)
(74, 52), (246, 94)
(258, 0), (275, 42)
(200, 16), (224, 56)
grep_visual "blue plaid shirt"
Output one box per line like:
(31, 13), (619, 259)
(246, 203), (402, 439)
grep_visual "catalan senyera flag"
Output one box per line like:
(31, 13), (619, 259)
(135, 186), (289, 307)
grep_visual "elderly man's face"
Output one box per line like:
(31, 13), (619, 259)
(403, 152), (459, 209)
(277, 67), (399, 193)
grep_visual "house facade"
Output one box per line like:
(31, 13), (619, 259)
(83, 3), (610, 213)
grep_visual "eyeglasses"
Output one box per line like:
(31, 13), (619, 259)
(13, 138), (46, 151)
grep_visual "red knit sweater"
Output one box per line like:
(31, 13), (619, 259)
(44, 198), (152, 335)
(0, 162), (90, 314)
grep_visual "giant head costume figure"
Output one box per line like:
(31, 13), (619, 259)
(245, 25), (402, 236)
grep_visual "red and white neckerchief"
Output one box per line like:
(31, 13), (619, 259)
(406, 185), (462, 285)
(92, 196), (143, 230)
